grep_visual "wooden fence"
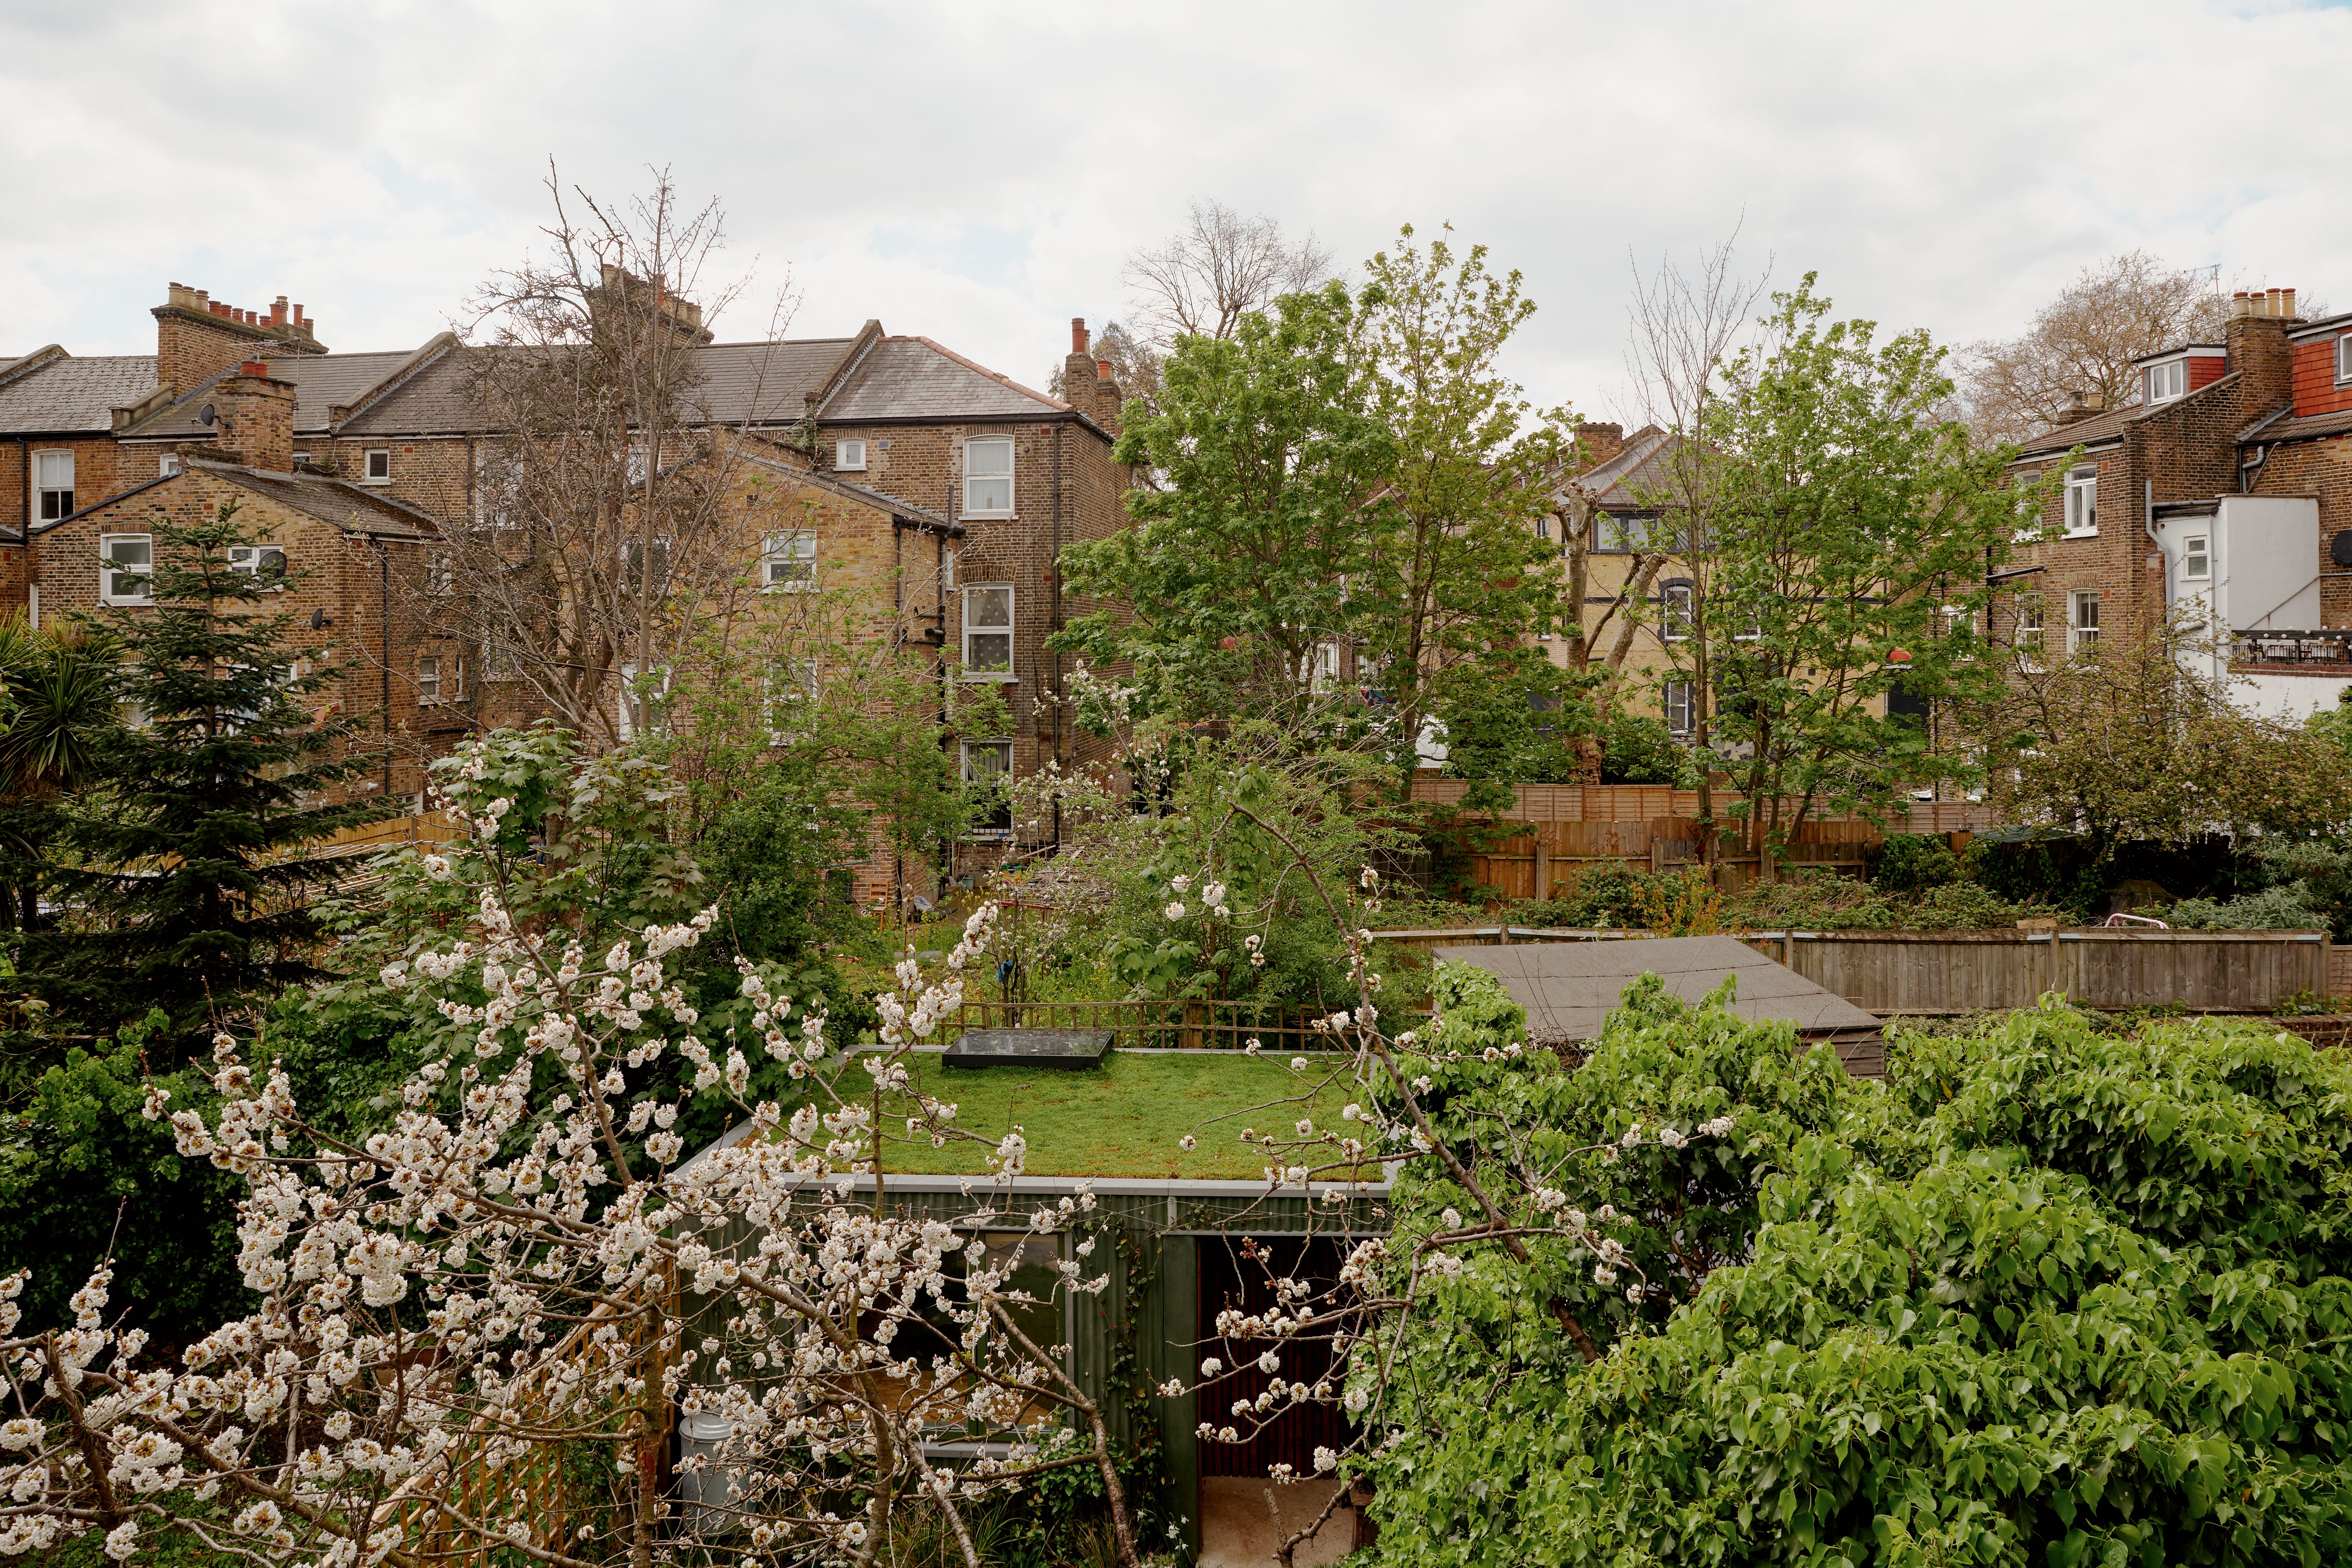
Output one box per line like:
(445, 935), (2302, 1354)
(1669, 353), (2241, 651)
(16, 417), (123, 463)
(1369, 925), (2341, 1014)
(1407, 780), (2000, 899)
(953, 997), (1334, 1053)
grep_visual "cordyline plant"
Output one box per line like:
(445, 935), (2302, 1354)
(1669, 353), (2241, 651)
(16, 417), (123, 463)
(0, 734), (1145, 1568)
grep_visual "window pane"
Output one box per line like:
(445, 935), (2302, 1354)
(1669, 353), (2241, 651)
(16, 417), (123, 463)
(966, 439), (1012, 476)
(37, 452), (72, 488)
(966, 475), (1012, 513)
(969, 587), (1012, 628)
(967, 632), (1012, 671)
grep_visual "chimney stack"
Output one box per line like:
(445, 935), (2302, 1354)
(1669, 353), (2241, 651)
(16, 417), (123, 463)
(1072, 317), (1089, 355)
(211, 362), (297, 473)
(1577, 421), (1625, 465)
(155, 280), (324, 393)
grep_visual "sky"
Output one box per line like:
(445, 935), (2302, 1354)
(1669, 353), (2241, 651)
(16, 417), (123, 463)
(4, 0), (2350, 425)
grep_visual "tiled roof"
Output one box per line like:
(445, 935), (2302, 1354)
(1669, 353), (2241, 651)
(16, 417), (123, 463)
(738, 448), (956, 532)
(814, 336), (1071, 423)
(340, 338), (856, 435)
(33, 460), (436, 541)
(2013, 404), (2136, 456)
(2266, 407), (2352, 444)
(121, 347), (451, 441)
(0, 354), (161, 435)
(1564, 428), (1683, 509)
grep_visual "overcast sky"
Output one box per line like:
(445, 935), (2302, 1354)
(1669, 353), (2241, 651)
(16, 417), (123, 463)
(5, 0), (2348, 424)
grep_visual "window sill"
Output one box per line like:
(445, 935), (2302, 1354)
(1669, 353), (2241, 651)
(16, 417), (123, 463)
(961, 511), (1015, 522)
(2062, 528), (2098, 540)
(959, 671), (1017, 684)
(360, 477), (393, 488)
(97, 600), (152, 610)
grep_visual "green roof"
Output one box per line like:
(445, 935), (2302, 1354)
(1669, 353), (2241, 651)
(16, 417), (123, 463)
(852, 1051), (1370, 1180)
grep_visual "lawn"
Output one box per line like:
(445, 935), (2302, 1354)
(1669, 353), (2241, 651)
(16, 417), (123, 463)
(850, 1051), (1373, 1180)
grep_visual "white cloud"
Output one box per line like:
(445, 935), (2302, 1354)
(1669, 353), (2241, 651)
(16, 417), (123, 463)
(2, 0), (2346, 422)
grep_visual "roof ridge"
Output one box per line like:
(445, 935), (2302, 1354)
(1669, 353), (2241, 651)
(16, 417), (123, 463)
(0, 345), (68, 394)
(329, 331), (459, 427)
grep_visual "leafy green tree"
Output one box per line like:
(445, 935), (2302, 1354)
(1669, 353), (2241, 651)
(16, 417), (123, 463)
(1058, 282), (1389, 723)
(19, 501), (385, 1055)
(1352, 976), (2352, 1567)
(1702, 276), (2021, 872)
(1353, 224), (1578, 792)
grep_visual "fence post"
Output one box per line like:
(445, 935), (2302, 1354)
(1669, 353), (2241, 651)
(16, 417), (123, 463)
(1182, 1000), (1205, 1052)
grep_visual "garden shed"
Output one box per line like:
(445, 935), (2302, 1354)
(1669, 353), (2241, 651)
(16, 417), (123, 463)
(1434, 933), (1887, 1076)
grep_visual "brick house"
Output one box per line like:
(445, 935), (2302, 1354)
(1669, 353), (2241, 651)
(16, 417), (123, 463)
(27, 356), (440, 803)
(1543, 423), (1705, 738)
(2001, 286), (2352, 718)
(7, 281), (1139, 903)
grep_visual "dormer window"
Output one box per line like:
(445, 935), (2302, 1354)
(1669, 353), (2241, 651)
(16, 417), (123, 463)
(2145, 357), (2188, 404)
(2339, 334), (2352, 385)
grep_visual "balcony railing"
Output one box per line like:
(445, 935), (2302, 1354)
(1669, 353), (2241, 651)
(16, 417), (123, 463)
(2230, 630), (2352, 668)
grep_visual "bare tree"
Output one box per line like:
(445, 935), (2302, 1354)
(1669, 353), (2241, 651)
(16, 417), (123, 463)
(1618, 233), (1771, 828)
(428, 166), (800, 751)
(1121, 198), (1334, 346)
(1960, 252), (2231, 445)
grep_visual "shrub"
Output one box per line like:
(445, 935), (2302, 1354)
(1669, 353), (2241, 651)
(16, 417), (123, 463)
(1870, 831), (1958, 894)
(2163, 880), (2326, 931)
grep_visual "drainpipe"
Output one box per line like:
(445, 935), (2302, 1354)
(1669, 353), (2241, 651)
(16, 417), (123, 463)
(17, 438), (31, 623)
(1051, 422), (1064, 853)
(380, 544), (394, 800)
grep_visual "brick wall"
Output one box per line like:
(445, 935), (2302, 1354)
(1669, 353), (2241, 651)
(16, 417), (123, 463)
(37, 469), (436, 803)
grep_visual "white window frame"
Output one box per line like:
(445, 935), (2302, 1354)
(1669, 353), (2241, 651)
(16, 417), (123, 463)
(2068, 590), (2100, 655)
(479, 641), (517, 683)
(962, 438), (1015, 519)
(2011, 469), (2043, 542)
(2338, 333), (2352, 385)
(1663, 680), (1694, 736)
(2014, 592), (2045, 664)
(2063, 466), (2098, 537)
(762, 530), (817, 592)
(363, 449), (392, 485)
(35, 450), (73, 522)
(158, 452), (181, 478)
(1534, 513), (1551, 541)
(1660, 582), (1694, 643)
(835, 438), (867, 472)
(228, 543), (288, 585)
(616, 662), (671, 742)
(620, 536), (673, 594)
(416, 655), (445, 705)
(960, 740), (1015, 840)
(765, 661), (820, 744)
(2144, 357), (2187, 404)
(99, 533), (152, 607)
(2181, 533), (2211, 582)
(961, 583), (1015, 680)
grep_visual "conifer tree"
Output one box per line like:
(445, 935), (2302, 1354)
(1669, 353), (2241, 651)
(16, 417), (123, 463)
(24, 499), (386, 1051)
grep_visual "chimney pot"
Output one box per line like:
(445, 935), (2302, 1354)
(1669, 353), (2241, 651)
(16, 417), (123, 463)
(195, 289), (209, 309)
(1096, 358), (1112, 381)
(2283, 287), (2297, 319)
(239, 359), (269, 377)
(1072, 317), (1088, 355)
(2267, 287), (2284, 316)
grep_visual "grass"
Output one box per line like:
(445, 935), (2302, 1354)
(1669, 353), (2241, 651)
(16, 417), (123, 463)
(846, 1051), (1368, 1180)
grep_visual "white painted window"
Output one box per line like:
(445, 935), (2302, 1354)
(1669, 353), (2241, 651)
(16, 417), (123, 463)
(961, 741), (1014, 839)
(2014, 592), (2045, 661)
(416, 655), (451, 704)
(2063, 466), (2098, 536)
(963, 438), (1014, 517)
(2182, 534), (2210, 582)
(835, 438), (866, 472)
(962, 584), (1014, 676)
(99, 534), (152, 606)
(479, 641), (516, 682)
(363, 449), (391, 484)
(36, 451), (73, 521)
(2011, 469), (2043, 541)
(2338, 334), (2352, 384)
(620, 536), (672, 593)
(1535, 513), (1551, 540)
(228, 544), (287, 583)
(762, 530), (816, 592)
(2144, 358), (2187, 404)
(2068, 590), (2100, 655)
(1309, 640), (1344, 691)
(158, 453), (181, 477)
(616, 662), (670, 742)
(765, 661), (820, 742)
(1660, 582), (1694, 642)
(1663, 680), (1694, 735)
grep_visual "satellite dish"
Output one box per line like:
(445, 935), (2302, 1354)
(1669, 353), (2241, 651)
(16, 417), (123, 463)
(2331, 530), (2352, 569)
(198, 403), (217, 426)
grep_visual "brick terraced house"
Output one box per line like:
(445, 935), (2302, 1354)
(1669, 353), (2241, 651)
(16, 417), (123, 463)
(2001, 286), (2352, 718)
(2, 283), (1139, 899)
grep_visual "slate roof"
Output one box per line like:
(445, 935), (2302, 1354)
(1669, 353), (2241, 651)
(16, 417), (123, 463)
(1431, 934), (1886, 1077)
(816, 336), (1070, 422)
(1564, 428), (1682, 510)
(338, 338), (857, 436)
(0, 354), (160, 435)
(2264, 407), (2352, 444)
(32, 459), (437, 541)
(2013, 404), (2136, 457)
